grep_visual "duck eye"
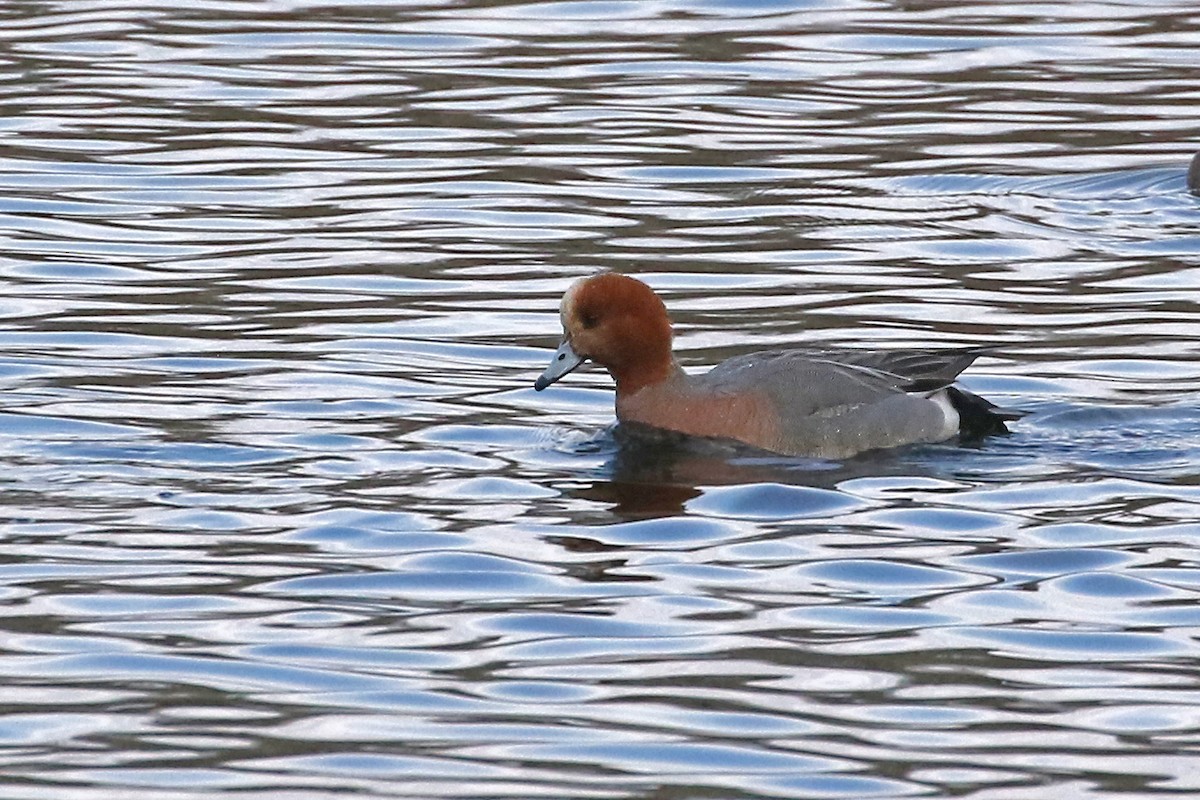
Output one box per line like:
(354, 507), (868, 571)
(580, 312), (598, 329)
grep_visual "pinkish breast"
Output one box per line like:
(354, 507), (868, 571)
(615, 378), (782, 451)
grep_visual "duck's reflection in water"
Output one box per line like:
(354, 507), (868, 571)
(565, 422), (972, 519)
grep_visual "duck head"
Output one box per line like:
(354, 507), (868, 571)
(535, 272), (675, 394)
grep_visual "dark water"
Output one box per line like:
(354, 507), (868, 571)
(2, 1), (1199, 798)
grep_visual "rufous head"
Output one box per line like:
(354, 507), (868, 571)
(534, 272), (675, 394)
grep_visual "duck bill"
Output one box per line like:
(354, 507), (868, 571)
(535, 339), (585, 390)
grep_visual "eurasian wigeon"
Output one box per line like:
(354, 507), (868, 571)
(535, 272), (1020, 459)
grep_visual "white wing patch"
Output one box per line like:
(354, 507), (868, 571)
(928, 389), (960, 439)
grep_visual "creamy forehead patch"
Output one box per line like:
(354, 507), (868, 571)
(560, 277), (586, 325)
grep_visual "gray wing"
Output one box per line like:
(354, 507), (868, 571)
(697, 348), (979, 456)
(800, 347), (984, 392)
(700, 345), (979, 402)
(698, 349), (948, 416)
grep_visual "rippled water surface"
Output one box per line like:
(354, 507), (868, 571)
(3, 1), (1200, 798)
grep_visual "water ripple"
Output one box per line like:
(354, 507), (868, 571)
(2, 0), (1199, 798)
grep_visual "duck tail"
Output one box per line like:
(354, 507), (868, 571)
(945, 386), (1026, 439)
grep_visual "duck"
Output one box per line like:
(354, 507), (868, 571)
(534, 272), (1021, 459)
